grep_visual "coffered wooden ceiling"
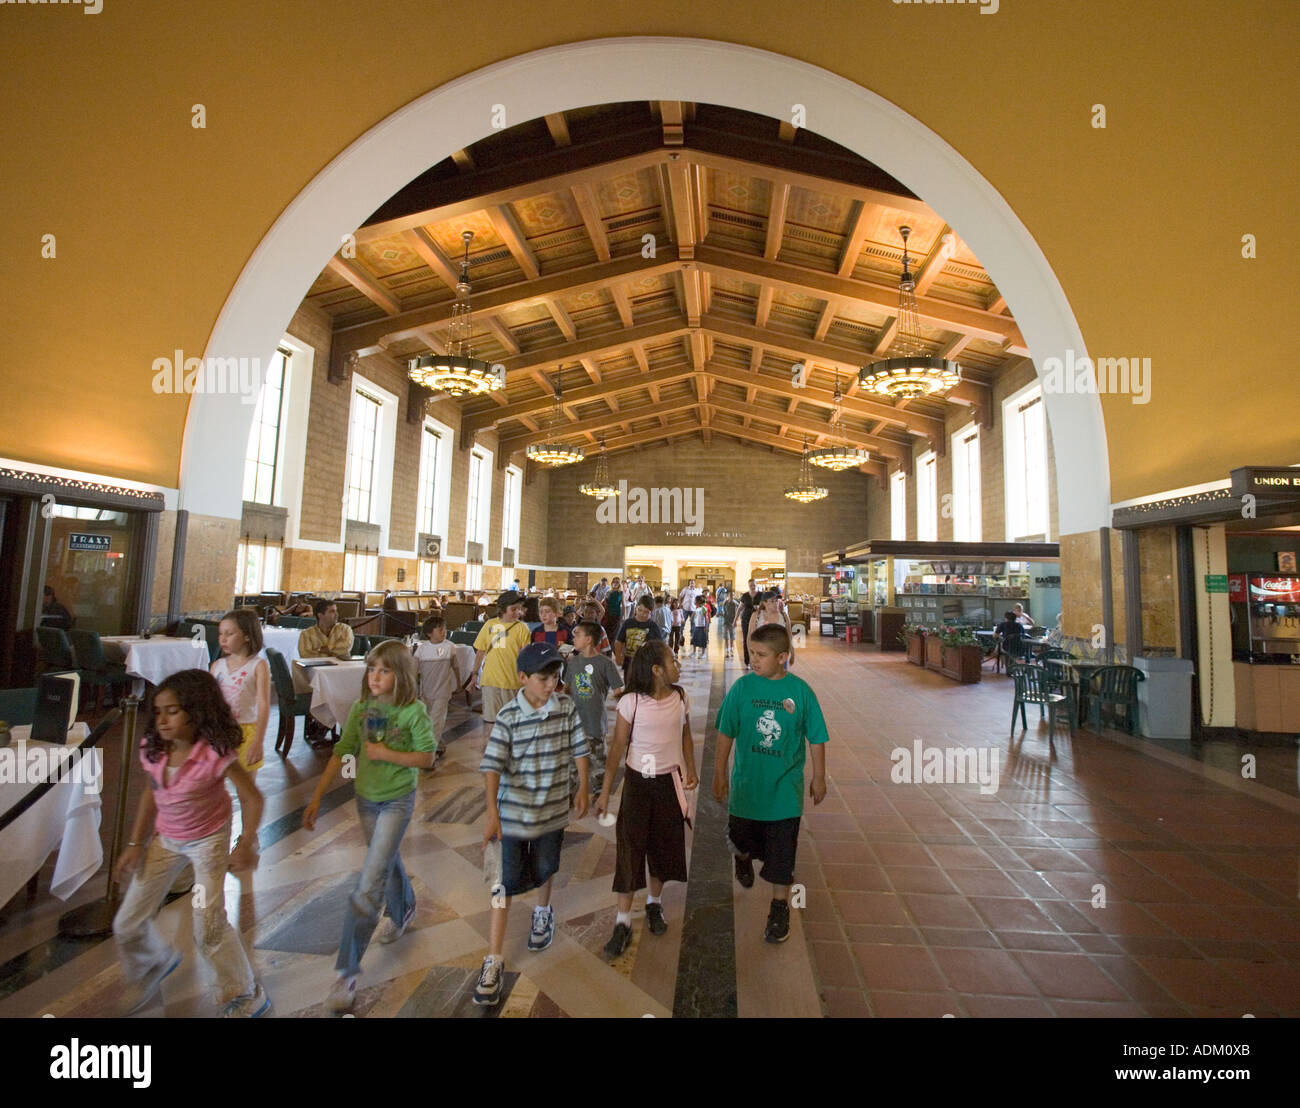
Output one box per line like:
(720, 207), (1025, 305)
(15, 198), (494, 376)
(306, 102), (1029, 482)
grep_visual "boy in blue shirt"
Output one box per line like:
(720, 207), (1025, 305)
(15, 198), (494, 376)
(713, 622), (828, 943)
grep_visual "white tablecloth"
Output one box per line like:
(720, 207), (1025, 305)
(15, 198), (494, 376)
(0, 724), (102, 905)
(100, 636), (211, 686)
(261, 626), (301, 667)
(295, 659), (367, 729)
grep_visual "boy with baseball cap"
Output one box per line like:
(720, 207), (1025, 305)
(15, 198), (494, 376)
(474, 642), (590, 1005)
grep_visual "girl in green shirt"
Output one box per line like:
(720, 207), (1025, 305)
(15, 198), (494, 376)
(303, 640), (435, 1014)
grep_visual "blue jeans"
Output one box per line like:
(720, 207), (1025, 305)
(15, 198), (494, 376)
(335, 789), (416, 976)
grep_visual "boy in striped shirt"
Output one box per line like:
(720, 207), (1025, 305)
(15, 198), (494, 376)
(474, 642), (590, 1006)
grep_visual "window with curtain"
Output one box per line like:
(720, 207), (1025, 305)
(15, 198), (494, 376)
(890, 472), (907, 540)
(465, 561), (483, 590)
(242, 348), (289, 505)
(343, 550), (378, 591)
(466, 450), (489, 545)
(345, 389), (382, 523)
(917, 452), (937, 542)
(952, 427), (981, 542)
(235, 539), (282, 594)
(418, 560), (437, 592)
(417, 424), (441, 536)
(1005, 389), (1050, 540)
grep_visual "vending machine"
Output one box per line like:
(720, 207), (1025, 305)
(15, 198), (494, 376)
(1229, 574), (1300, 662)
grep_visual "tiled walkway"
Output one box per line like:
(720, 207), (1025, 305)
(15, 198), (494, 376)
(798, 641), (1300, 1018)
(2, 636), (1297, 1017)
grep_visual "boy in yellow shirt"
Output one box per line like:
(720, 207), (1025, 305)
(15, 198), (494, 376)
(469, 591), (533, 723)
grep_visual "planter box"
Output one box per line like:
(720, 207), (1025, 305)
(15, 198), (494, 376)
(925, 632), (944, 670)
(905, 631), (926, 666)
(940, 644), (984, 684)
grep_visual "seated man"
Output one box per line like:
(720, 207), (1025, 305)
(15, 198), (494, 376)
(298, 599), (355, 660)
(994, 610), (1023, 667)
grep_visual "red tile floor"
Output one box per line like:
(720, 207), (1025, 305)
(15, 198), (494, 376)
(791, 638), (1300, 1017)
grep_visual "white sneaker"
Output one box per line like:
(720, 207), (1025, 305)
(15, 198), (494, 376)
(377, 902), (416, 944)
(327, 974), (358, 1013)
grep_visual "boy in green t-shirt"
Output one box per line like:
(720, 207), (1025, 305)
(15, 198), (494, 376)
(470, 591), (532, 723)
(713, 622), (828, 943)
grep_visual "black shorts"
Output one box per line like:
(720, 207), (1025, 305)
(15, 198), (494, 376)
(727, 815), (800, 887)
(613, 771), (688, 893)
(500, 829), (564, 897)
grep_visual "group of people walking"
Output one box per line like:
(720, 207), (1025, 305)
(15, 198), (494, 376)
(108, 576), (828, 1017)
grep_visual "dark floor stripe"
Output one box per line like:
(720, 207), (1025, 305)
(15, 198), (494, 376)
(672, 653), (737, 1018)
(0, 775), (356, 1002)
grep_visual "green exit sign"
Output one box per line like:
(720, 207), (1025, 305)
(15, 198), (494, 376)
(1204, 574), (1228, 593)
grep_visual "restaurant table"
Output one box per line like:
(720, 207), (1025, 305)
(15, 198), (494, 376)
(100, 635), (211, 692)
(1044, 658), (1107, 726)
(261, 625), (302, 667)
(0, 723), (102, 906)
(294, 659), (367, 729)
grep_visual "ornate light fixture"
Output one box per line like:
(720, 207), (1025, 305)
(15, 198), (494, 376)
(579, 437), (619, 498)
(526, 365), (586, 467)
(407, 230), (503, 398)
(784, 437), (829, 503)
(809, 371), (871, 471)
(858, 225), (961, 401)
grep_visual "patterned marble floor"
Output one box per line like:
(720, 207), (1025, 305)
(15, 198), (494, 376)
(2, 635), (1297, 1018)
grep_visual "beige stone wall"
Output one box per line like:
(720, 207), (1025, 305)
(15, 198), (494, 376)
(519, 464), (551, 566)
(150, 509), (177, 618)
(544, 438), (870, 575)
(180, 514), (241, 615)
(1138, 526), (1179, 650)
(280, 547), (344, 593)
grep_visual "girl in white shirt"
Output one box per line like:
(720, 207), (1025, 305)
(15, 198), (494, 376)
(595, 640), (697, 959)
(211, 608), (271, 778)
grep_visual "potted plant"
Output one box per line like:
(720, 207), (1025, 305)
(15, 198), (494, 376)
(900, 623), (926, 666)
(931, 625), (983, 684)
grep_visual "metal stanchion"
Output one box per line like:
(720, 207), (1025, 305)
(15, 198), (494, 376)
(58, 695), (138, 938)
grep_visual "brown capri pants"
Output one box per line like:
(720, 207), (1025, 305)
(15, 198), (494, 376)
(613, 770), (688, 893)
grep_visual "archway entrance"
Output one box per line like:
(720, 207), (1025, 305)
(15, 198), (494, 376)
(181, 37), (1108, 535)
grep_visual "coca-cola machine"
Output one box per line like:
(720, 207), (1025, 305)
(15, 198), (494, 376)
(1230, 574), (1300, 662)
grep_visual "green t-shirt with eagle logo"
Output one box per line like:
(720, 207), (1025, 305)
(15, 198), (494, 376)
(715, 671), (829, 821)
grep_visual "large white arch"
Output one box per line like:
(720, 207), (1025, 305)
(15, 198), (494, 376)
(183, 36), (1109, 534)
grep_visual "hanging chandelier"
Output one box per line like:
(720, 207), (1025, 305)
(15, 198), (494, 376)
(858, 226), (962, 401)
(526, 365), (585, 467)
(784, 437), (829, 503)
(407, 230), (503, 398)
(809, 371), (871, 471)
(579, 437), (619, 498)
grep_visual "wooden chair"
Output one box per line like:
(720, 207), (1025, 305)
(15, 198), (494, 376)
(1008, 663), (1072, 750)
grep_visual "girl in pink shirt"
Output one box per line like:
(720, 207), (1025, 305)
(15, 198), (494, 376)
(112, 669), (268, 1017)
(595, 640), (697, 959)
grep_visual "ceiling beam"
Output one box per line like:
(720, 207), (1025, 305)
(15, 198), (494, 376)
(325, 256), (400, 316)
(548, 300), (578, 342)
(755, 284), (774, 329)
(764, 182), (789, 260)
(499, 399), (687, 451)
(837, 200), (873, 278)
(609, 284), (635, 329)
(703, 417), (888, 480)
(451, 148), (475, 173)
(662, 156), (697, 260)
(487, 205), (540, 280)
(913, 230), (954, 297)
(697, 245), (1027, 351)
(681, 268), (704, 327)
(709, 395), (902, 462)
(485, 315), (521, 356)
(813, 300), (838, 342)
(700, 361), (936, 444)
(659, 101), (685, 146)
(544, 112), (571, 148)
(571, 183), (611, 262)
(460, 362), (698, 435)
(329, 252), (681, 375)
(401, 228), (461, 291)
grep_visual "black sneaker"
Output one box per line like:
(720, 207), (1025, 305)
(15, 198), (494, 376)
(602, 922), (632, 960)
(645, 902), (667, 936)
(734, 854), (754, 888)
(765, 899), (791, 944)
